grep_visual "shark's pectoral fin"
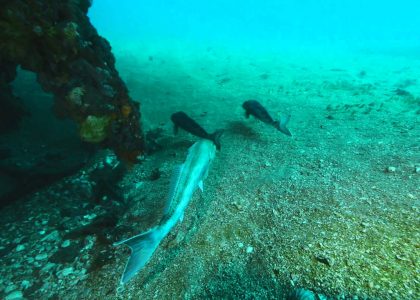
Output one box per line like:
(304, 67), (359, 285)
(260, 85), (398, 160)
(198, 180), (204, 192)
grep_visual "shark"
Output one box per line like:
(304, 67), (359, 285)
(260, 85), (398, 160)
(114, 139), (217, 284)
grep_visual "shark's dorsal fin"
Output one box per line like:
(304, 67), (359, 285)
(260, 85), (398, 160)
(164, 164), (184, 216)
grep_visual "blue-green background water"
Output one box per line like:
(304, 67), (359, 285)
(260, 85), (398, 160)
(89, 0), (420, 51)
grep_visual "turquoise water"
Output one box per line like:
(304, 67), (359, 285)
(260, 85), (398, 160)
(89, 0), (420, 50)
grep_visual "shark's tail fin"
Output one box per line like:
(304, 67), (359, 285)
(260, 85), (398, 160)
(114, 227), (162, 285)
(274, 115), (292, 137)
(209, 130), (224, 150)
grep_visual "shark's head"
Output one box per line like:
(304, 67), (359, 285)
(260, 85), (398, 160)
(189, 139), (216, 162)
(201, 139), (216, 161)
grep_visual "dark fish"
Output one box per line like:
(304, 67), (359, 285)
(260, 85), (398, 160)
(171, 111), (223, 150)
(242, 100), (292, 136)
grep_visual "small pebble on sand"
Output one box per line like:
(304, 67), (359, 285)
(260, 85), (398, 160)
(16, 245), (25, 252)
(35, 253), (48, 261)
(61, 240), (71, 248)
(386, 166), (396, 173)
(5, 290), (23, 300)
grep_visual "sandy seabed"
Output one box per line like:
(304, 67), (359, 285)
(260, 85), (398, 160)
(0, 42), (419, 299)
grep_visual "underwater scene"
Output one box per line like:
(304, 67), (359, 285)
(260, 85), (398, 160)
(0, 0), (419, 299)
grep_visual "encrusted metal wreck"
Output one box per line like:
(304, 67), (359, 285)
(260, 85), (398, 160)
(0, 0), (145, 161)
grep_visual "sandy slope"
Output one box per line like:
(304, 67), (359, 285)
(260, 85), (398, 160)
(0, 44), (418, 299)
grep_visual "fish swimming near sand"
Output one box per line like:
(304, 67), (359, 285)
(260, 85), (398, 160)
(114, 139), (217, 284)
(171, 111), (223, 150)
(242, 100), (292, 136)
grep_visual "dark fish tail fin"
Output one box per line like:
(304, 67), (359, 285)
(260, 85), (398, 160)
(209, 130), (224, 150)
(113, 227), (161, 285)
(274, 115), (292, 136)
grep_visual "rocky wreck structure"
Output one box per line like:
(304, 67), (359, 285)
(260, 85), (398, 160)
(0, 0), (146, 206)
(0, 0), (145, 161)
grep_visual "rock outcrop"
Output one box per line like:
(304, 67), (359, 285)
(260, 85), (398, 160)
(0, 0), (145, 162)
